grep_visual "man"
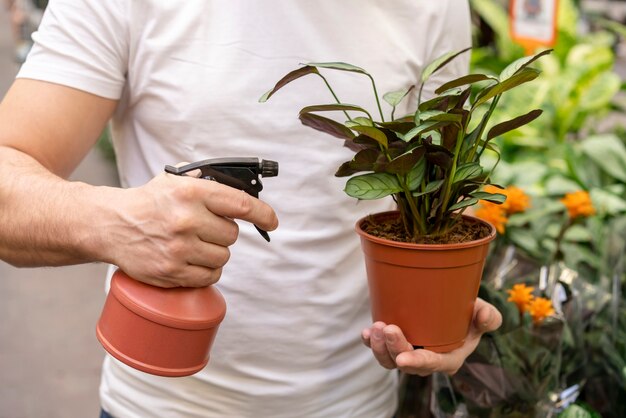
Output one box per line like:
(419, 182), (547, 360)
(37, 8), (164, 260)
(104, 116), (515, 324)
(0, 1), (501, 417)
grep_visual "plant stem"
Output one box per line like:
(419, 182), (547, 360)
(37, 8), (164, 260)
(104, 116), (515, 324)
(438, 125), (466, 229)
(315, 73), (352, 121)
(379, 143), (424, 236)
(367, 74), (385, 122)
(469, 95), (500, 162)
(551, 216), (572, 264)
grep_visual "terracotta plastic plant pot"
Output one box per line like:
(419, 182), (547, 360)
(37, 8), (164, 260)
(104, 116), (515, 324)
(96, 269), (226, 377)
(356, 211), (496, 353)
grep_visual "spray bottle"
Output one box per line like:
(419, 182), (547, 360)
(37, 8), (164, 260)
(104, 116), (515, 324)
(96, 158), (278, 377)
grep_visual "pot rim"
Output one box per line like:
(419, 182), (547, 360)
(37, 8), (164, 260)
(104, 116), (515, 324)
(355, 210), (496, 250)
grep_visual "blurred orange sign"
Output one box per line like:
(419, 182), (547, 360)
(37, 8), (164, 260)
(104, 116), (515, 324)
(510, 0), (559, 54)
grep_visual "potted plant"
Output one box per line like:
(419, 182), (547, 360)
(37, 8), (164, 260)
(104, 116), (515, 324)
(260, 49), (549, 352)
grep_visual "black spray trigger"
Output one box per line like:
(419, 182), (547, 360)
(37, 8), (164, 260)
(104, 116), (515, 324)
(165, 158), (278, 242)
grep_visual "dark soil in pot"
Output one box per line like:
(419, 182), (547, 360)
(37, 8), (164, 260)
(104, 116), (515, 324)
(361, 215), (492, 245)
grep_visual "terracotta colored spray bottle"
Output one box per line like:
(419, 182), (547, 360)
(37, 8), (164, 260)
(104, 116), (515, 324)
(96, 158), (278, 377)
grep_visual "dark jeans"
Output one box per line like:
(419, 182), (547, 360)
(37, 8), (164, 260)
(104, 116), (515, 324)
(100, 410), (114, 418)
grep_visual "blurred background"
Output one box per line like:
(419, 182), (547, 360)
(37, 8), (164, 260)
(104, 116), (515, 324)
(1, 0), (626, 418)
(0, 2), (118, 418)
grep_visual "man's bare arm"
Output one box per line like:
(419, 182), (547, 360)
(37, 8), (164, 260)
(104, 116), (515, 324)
(0, 79), (278, 287)
(0, 79), (118, 266)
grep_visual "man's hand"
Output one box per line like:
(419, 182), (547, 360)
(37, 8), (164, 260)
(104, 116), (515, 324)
(361, 298), (502, 375)
(101, 171), (278, 288)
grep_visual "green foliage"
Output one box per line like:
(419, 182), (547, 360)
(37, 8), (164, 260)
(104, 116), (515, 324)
(261, 50), (547, 240)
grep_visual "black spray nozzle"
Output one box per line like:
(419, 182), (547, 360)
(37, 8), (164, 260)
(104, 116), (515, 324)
(165, 158), (278, 241)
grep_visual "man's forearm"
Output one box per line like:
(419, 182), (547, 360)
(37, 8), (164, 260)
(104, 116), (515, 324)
(0, 145), (115, 267)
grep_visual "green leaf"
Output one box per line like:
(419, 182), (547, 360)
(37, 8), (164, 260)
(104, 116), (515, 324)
(578, 72), (621, 112)
(407, 158), (426, 190)
(487, 109), (543, 140)
(413, 179), (445, 197)
(421, 47), (472, 83)
(470, 191), (507, 204)
(448, 197), (479, 211)
(299, 103), (372, 118)
(418, 88), (464, 111)
(453, 162), (483, 183)
(590, 187), (626, 215)
(259, 66), (319, 102)
(499, 49), (552, 81)
(579, 135), (626, 182)
(473, 68), (541, 108)
(299, 113), (355, 140)
(350, 126), (388, 148)
(507, 229), (543, 259)
(383, 85), (415, 107)
(306, 62), (369, 75)
(558, 404), (593, 418)
(563, 224), (593, 242)
(344, 173), (402, 200)
(350, 117), (374, 127)
(404, 120), (456, 142)
(435, 74), (495, 94)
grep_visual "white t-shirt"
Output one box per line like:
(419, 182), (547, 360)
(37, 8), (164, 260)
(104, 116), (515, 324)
(18, 1), (471, 417)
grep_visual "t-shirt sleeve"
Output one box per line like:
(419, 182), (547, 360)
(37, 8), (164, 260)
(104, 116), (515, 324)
(17, 0), (129, 100)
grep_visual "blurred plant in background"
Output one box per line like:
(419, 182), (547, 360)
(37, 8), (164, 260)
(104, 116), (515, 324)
(394, 1), (626, 416)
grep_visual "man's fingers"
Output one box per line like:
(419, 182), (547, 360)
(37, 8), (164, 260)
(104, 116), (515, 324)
(369, 322), (396, 369)
(471, 298), (503, 337)
(199, 181), (279, 232)
(382, 325), (413, 361)
(396, 349), (449, 376)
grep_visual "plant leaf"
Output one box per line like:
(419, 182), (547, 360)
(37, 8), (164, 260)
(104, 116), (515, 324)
(487, 109), (543, 140)
(353, 134), (380, 148)
(407, 158), (426, 190)
(299, 113), (355, 140)
(350, 148), (381, 170)
(470, 191), (507, 204)
(448, 197), (479, 211)
(344, 173), (402, 200)
(376, 121), (415, 135)
(299, 103), (372, 118)
(418, 88), (464, 111)
(383, 85), (415, 107)
(347, 117), (374, 127)
(590, 187), (626, 215)
(413, 179), (445, 197)
(421, 47), (472, 83)
(473, 68), (541, 108)
(350, 126), (388, 148)
(259, 66), (319, 102)
(425, 143), (454, 170)
(306, 62), (369, 75)
(453, 162), (483, 183)
(499, 49), (552, 81)
(435, 74), (495, 94)
(335, 162), (359, 177)
(579, 135), (626, 182)
(386, 147), (426, 175)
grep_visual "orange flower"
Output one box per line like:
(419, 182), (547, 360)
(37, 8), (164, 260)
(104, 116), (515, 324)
(560, 191), (595, 219)
(507, 283), (535, 313)
(483, 185), (531, 214)
(501, 186), (531, 214)
(527, 297), (555, 325)
(475, 203), (508, 234)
